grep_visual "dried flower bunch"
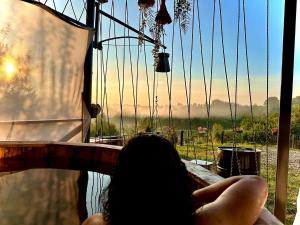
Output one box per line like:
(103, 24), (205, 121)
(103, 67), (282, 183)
(155, 0), (172, 25)
(138, 0), (155, 8)
(152, 24), (164, 66)
(174, 0), (191, 32)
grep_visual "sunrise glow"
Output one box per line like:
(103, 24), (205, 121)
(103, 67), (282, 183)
(1, 57), (18, 80)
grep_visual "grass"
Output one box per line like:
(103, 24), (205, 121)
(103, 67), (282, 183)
(176, 142), (299, 225)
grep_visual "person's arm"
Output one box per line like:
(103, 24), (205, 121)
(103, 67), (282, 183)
(82, 213), (106, 225)
(192, 175), (268, 225)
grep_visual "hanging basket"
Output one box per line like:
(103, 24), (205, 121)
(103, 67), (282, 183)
(155, 0), (172, 25)
(155, 52), (170, 72)
(138, 0), (155, 8)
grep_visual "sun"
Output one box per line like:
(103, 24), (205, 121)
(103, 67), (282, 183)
(1, 57), (18, 80)
(5, 62), (16, 75)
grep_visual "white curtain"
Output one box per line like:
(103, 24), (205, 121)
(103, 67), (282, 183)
(0, 0), (94, 142)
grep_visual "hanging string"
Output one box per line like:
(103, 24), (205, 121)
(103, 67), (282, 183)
(112, 0), (125, 139)
(95, 3), (100, 142)
(195, 0), (216, 168)
(69, 0), (78, 21)
(178, 15), (191, 157)
(78, 0), (87, 21)
(155, 79), (163, 133)
(204, 0), (217, 167)
(162, 33), (174, 137)
(125, 1), (138, 136)
(217, 0), (241, 175)
(168, 0), (176, 136)
(143, 42), (153, 127)
(232, 0), (240, 175)
(152, 0), (160, 133)
(52, 0), (56, 11)
(266, 0), (270, 205)
(99, 3), (104, 139)
(134, 11), (143, 135)
(102, 2), (114, 135)
(242, 0), (259, 175)
(187, 0), (197, 160)
(121, 1), (127, 143)
(62, 0), (71, 14)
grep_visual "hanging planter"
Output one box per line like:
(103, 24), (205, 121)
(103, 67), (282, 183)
(138, 0), (155, 8)
(155, 0), (172, 25)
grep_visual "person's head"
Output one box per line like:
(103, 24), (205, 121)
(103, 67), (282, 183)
(103, 134), (193, 225)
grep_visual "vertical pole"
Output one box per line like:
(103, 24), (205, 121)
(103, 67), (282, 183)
(83, 0), (96, 143)
(274, 0), (297, 222)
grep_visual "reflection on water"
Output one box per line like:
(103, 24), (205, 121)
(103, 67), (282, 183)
(86, 171), (110, 217)
(0, 168), (110, 225)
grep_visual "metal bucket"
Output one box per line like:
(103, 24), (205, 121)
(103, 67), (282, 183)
(217, 146), (261, 178)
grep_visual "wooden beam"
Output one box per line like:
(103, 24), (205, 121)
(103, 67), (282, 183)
(0, 142), (121, 174)
(274, 0), (298, 222)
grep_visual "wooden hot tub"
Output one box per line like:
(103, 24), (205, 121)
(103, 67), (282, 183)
(0, 142), (282, 225)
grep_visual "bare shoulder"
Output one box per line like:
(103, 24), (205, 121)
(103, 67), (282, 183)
(82, 213), (108, 225)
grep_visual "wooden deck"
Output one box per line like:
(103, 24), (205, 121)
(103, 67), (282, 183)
(0, 142), (283, 224)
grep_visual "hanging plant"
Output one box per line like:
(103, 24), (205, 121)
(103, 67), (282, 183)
(174, 0), (192, 32)
(155, 0), (172, 25)
(138, 0), (155, 9)
(152, 24), (164, 66)
(138, 8), (147, 46)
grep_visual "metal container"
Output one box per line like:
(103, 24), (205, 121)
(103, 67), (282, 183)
(217, 146), (261, 178)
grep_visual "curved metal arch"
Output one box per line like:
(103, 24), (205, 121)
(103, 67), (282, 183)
(23, 0), (91, 29)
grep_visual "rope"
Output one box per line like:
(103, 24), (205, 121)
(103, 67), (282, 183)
(96, 5), (100, 140)
(168, 1), (176, 136)
(52, 0), (56, 11)
(79, 0), (87, 21)
(99, 3), (104, 139)
(204, 0), (216, 167)
(143, 41), (153, 126)
(112, 0), (125, 138)
(232, 0), (240, 176)
(121, 1), (127, 142)
(188, 0), (197, 160)
(178, 16), (191, 158)
(102, 2), (114, 135)
(266, 0), (270, 205)
(125, 1), (138, 136)
(242, 0), (259, 175)
(134, 11), (142, 135)
(195, 0), (216, 168)
(217, 0), (241, 176)
(62, 0), (70, 14)
(162, 33), (173, 133)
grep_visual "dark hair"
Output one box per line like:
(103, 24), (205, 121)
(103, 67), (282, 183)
(103, 135), (193, 225)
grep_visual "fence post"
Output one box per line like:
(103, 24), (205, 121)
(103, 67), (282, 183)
(180, 130), (184, 146)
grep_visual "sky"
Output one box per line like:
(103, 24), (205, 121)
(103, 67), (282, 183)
(11, 0), (300, 108)
(89, 0), (291, 107)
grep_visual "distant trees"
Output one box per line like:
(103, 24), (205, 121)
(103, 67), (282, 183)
(291, 105), (300, 135)
(212, 123), (223, 143)
(292, 96), (300, 106)
(264, 96), (280, 113)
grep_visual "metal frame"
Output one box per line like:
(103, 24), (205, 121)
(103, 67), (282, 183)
(83, 0), (96, 143)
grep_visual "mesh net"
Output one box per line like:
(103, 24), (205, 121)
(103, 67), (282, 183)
(0, 0), (94, 142)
